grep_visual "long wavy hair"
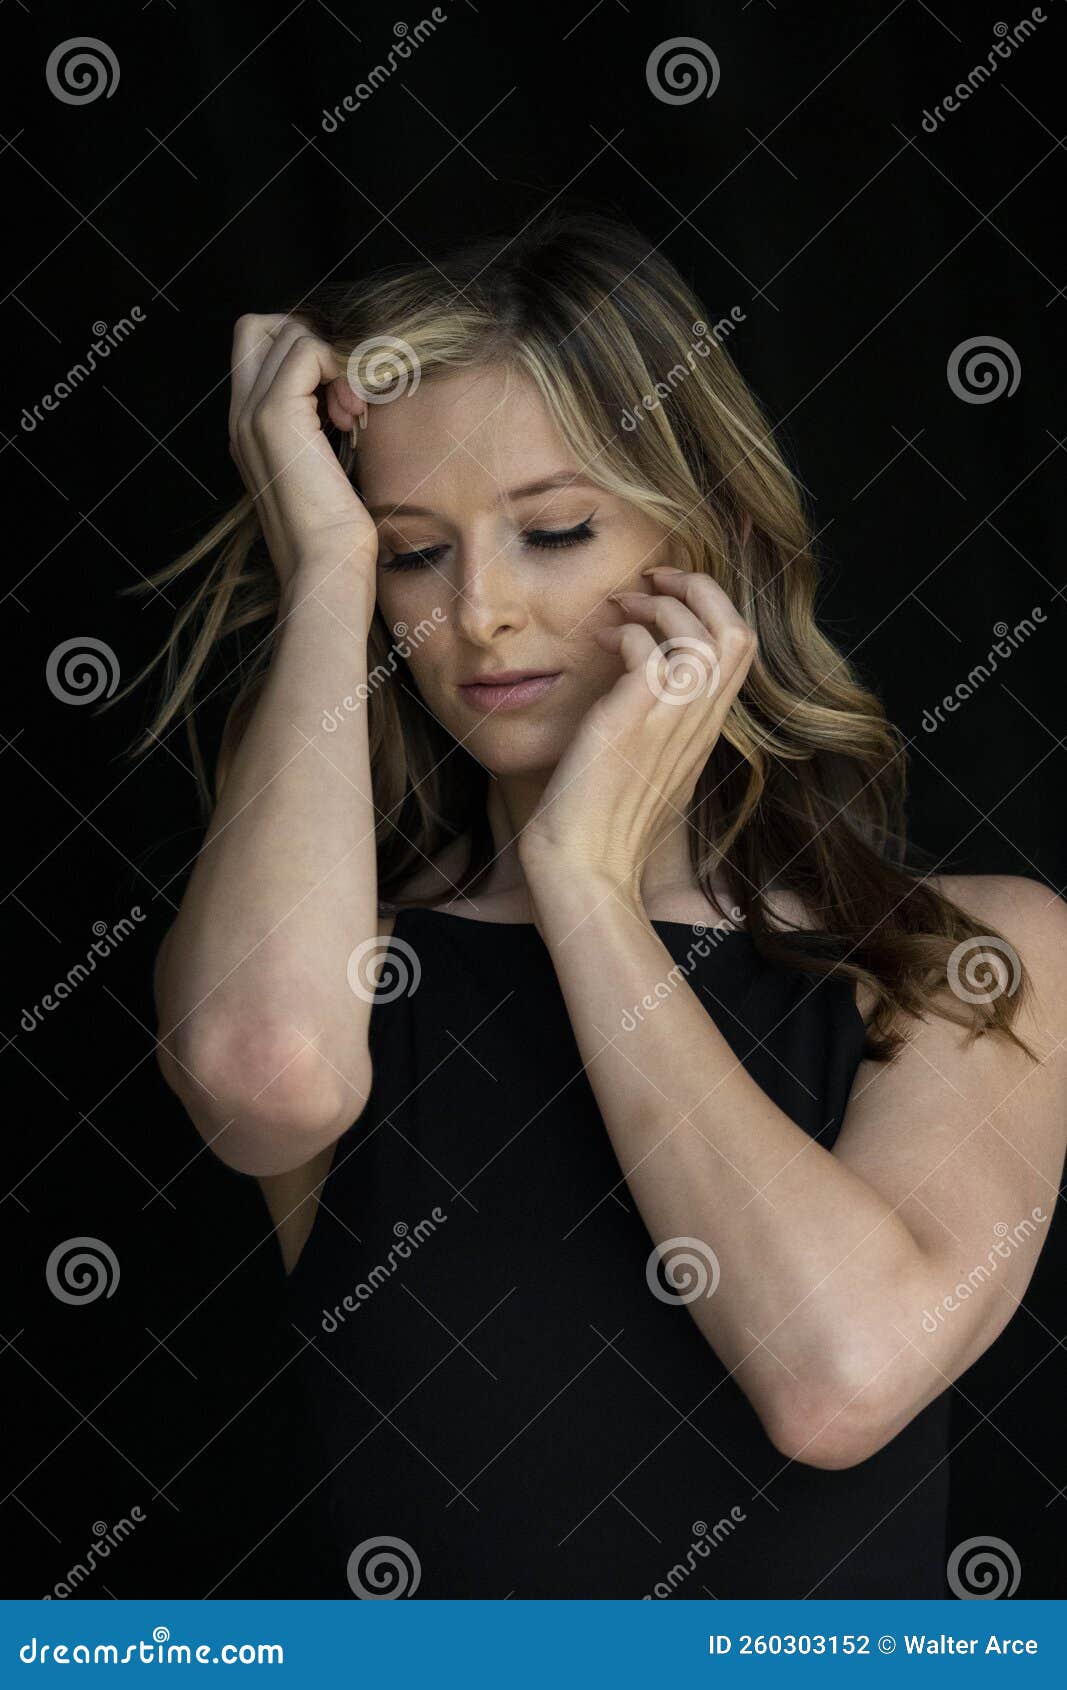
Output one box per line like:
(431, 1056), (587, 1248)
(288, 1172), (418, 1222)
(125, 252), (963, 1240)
(104, 206), (1036, 1064)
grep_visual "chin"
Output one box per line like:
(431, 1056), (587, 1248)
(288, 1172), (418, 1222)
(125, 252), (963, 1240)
(460, 721), (573, 776)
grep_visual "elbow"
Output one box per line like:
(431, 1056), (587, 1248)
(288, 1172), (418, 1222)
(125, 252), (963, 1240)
(760, 1360), (906, 1472)
(157, 1017), (372, 1176)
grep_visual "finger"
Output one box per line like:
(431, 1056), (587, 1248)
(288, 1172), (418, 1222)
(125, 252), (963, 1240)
(608, 589), (712, 648)
(244, 318), (329, 415)
(238, 335), (348, 467)
(638, 564), (753, 645)
(325, 374), (369, 433)
(593, 621), (661, 671)
(229, 312), (295, 430)
(596, 618), (729, 711)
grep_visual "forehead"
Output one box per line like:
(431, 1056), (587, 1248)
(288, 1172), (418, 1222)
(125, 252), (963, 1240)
(353, 364), (571, 510)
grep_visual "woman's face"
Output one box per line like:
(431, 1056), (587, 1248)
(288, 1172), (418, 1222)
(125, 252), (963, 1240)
(354, 363), (677, 774)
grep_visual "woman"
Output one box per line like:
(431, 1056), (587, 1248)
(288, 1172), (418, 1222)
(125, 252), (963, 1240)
(120, 211), (1066, 1599)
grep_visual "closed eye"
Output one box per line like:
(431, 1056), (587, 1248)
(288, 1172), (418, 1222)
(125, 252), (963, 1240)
(380, 516), (598, 574)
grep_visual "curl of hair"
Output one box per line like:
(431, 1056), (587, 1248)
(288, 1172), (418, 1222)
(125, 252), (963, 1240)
(102, 207), (1037, 1066)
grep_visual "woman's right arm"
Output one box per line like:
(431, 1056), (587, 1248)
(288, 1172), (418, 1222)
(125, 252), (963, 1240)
(154, 314), (383, 1178)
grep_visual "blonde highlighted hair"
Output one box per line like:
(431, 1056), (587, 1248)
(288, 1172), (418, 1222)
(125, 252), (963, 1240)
(105, 206), (1036, 1063)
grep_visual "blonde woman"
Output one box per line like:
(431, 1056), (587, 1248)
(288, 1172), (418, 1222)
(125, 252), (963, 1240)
(120, 211), (1066, 1599)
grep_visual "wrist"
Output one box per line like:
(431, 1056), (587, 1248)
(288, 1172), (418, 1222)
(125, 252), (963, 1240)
(279, 557), (377, 624)
(520, 844), (645, 921)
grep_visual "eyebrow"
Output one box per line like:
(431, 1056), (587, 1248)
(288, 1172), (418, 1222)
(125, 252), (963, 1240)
(367, 471), (599, 520)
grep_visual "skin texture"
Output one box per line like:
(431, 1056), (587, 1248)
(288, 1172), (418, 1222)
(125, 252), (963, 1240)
(158, 322), (1067, 1476)
(355, 361), (734, 917)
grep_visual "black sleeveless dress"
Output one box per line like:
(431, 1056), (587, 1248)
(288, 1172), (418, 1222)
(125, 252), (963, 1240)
(284, 908), (952, 1599)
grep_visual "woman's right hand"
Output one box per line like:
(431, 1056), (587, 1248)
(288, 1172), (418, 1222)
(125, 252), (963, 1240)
(228, 312), (379, 592)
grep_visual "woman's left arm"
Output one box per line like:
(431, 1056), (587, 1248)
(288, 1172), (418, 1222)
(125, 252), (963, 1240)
(523, 866), (1067, 1471)
(518, 566), (1067, 1470)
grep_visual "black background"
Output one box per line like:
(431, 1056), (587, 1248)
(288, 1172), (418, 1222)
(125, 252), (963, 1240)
(2, 0), (1065, 1599)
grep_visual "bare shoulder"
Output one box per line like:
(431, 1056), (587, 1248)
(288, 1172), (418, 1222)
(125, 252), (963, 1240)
(927, 871), (1067, 1042)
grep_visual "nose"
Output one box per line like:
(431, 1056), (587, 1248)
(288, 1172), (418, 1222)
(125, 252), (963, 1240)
(448, 540), (529, 644)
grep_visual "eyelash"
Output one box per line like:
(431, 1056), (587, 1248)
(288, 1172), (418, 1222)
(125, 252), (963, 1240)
(380, 518), (597, 574)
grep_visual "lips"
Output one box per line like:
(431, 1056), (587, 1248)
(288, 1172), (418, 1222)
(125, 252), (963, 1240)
(457, 672), (563, 713)
(460, 670), (557, 686)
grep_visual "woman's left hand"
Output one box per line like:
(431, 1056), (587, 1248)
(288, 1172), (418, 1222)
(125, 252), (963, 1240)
(518, 565), (758, 898)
